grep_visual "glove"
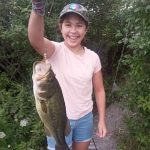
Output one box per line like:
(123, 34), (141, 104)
(32, 0), (45, 16)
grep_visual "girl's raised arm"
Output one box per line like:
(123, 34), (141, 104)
(28, 0), (55, 58)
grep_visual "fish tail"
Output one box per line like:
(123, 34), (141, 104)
(55, 144), (70, 150)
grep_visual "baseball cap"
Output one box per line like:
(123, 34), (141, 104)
(59, 3), (89, 24)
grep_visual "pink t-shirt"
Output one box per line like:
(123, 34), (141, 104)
(48, 42), (101, 120)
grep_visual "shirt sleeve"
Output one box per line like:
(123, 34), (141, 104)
(93, 53), (102, 73)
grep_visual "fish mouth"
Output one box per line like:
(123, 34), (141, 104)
(33, 61), (51, 81)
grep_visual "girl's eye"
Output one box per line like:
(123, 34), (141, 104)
(65, 23), (71, 27)
(77, 24), (83, 28)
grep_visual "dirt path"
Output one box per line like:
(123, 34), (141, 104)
(89, 103), (128, 150)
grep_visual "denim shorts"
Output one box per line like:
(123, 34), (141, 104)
(47, 112), (93, 150)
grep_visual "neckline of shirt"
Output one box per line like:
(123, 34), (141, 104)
(62, 42), (87, 57)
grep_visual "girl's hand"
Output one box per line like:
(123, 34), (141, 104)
(96, 121), (107, 138)
(32, 0), (45, 16)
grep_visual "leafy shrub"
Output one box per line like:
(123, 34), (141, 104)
(0, 73), (46, 149)
(116, 0), (150, 149)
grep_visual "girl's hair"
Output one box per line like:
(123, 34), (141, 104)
(57, 13), (88, 46)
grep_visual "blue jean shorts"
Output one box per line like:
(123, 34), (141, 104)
(47, 112), (93, 150)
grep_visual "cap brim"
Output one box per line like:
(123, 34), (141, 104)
(59, 10), (88, 23)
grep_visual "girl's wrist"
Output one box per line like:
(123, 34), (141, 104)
(98, 118), (106, 124)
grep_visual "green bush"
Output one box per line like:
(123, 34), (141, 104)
(116, 0), (150, 149)
(0, 73), (46, 149)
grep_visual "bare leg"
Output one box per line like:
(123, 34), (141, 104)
(72, 141), (91, 150)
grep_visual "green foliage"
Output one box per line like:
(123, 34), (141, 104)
(0, 73), (46, 149)
(116, 0), (150, 149)
(0, 0), (45, 149)
(0, 0), (38, 82)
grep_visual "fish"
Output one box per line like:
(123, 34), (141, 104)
(32, 60), (70, 150)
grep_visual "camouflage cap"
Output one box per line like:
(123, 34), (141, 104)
(59, 3), (89, 24)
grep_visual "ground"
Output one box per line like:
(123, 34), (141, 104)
(89, 103), (128, 150)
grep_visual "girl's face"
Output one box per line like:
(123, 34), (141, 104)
(60, 13), (88, 49)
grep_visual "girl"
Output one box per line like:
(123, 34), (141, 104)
(28, 1), (107, 150)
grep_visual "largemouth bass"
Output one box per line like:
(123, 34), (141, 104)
(32, 60), (70, 150)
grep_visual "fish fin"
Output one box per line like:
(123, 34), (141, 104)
(40, 101), (47, 113)
(64, 119), (71, 136)
(44, 125), (52, 136)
